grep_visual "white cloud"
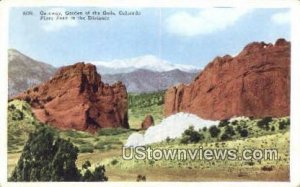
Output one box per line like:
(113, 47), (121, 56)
(42, 8), (78, 32)
(165, 8), (252, 37)
(271, 11), (290, 25)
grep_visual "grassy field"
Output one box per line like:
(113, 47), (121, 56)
(103, 133), (289, 181)
(8, 131), (289, 181)
(75, 121), (289, 181)
(7, 95), (290, 181)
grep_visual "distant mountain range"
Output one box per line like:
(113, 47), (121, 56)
(8, 49), (199, 96)
(8, 49), (56, 97)
(102, 69), (197, 93)
(94, 55), (199, 74)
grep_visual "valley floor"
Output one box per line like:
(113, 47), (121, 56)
(104, 166), (289, 181)
(7, 99), (290, 181)
(8, 131), (289, 181)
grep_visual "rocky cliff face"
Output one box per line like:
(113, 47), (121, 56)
(164, 39), (290, 120)
(14, 62), (129, 132)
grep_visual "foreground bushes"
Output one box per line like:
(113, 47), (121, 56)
(180, 126), (204, 144)
(9, 126), (107, 182)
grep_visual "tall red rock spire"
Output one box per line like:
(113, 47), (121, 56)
(14, 62), (129, 132)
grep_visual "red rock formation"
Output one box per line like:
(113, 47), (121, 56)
(164, 39), (290, 120)
(141, 115), (154, 130)
(14, 62), (129, 132)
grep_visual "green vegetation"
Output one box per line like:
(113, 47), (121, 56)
(209, 125), (221, 138)
(8, 100), (38, 153)
(7, 100), (134, 155)
(7, 94), (290, 181)
(180, 126), (204, 144)
(179, 117), (289, 144)
(128, 91), (164, 108)
(128, 91), (165, 129)
(100, 130), (289, 181)
(257, 117), (273, 130)
(9, 126), (107, 181)
(97, 128), (131, 136)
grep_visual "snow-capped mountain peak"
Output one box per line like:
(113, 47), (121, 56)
(93, 55), (199, 74)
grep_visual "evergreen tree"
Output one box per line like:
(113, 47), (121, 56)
(9, 125), (107, 182)
(209, 125), (221, 138)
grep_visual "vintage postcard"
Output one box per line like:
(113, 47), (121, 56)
(1, 0), (300, 186)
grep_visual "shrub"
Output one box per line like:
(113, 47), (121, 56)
(202, 127), (207, 132)
(220, 133), (231, 141)
(8, 104), (16, 111)
(220, 125), (237, 141)
(239, 129), (248, 137)
(209, 125), (221, 138)
(271, 126), (275, 131)
(279, 120), (289, 130)
(239, 120), (247, 127)
(136, 175), (146, 182)
(148, 160), (155, 166)
(224, 125), (236, 136)
(82, 161), (91, 169)
(12, 109), (24, 121)
(218, 119), (229, 127)
(81, 165), (108, 181)
(257, 117), (272, 130)
(231, 120), (238, 126)
(236, 125), (242, 132)
(111, 159), (118, 165)
(180, 136), (189, 144)
(180, 126), (204, 144)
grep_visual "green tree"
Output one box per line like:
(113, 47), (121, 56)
(257, 117), (272, 130)
(180, 126), (204, 144)
(239, 129), (248, 137)
(9, 126), (107, 182)
(81, 164), (108, 181)
(224, 125), (236, 136)
(82, 160), (91, 170)
(209, 125), (221, 138)
(220, 133), (230, 141)
(271, 126), (275, 131)
(279, 121), (287, 130)
(218, 119), (229, 127)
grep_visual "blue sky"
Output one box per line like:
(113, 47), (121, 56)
(9, 7), (290, 68)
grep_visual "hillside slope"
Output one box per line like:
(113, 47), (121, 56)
(8, 49), (56, 97)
